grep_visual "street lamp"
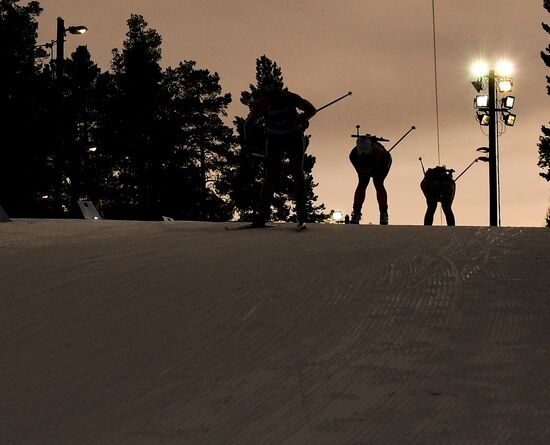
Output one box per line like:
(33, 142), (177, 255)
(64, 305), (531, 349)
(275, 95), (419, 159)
(56, 17), (87, 82)
(53, 17), (87, 215)
(470, 60), (517, 226)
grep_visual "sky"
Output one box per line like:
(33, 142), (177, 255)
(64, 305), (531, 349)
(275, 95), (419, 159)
(36, 0), (550, 226)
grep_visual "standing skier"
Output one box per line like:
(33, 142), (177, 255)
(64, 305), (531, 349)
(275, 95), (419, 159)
(244, 82), (316, 229)
(349, 133), (392, 224)
(420, 166), (456, 226)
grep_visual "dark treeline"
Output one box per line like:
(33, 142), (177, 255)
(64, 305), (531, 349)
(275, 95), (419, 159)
(0, 1), (326, 221)
(539, 0), (550, 226)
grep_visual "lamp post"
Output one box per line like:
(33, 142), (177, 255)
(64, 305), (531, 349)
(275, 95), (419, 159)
(53, 17), (87, 215)
(488, 70), (498, 226)
(471, 61), (516, 227)
(55, 17), (87, 83)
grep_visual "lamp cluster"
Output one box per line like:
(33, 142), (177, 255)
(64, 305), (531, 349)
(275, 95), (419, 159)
(471, 61), (516, 127)
(469, 60), (516, 227)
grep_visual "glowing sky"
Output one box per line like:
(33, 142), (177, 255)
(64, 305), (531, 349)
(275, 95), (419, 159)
(37, 0), (550, 226)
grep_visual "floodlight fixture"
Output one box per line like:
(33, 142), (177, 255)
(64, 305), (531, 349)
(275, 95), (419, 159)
(67, 25), (88, 35)
(497, 78), (513, 93)
(477, 156), (490, 162)
(471, 78), (484, 93)
(476, 146), (490, 153)
(501, 96), (515, 109)
(474, 95), (489, 108)
(476, 111), (490, 126)
(503, 113), (516, 126)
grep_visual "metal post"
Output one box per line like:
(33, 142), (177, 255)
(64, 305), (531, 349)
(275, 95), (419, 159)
(56, 17), (65, 82)
(53, 17), (66, 216)
(488, 70), (498, 226)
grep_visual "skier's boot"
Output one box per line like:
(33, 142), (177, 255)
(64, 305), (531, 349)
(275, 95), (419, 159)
(379, 204), (389, 225)
(296, 221), (307, 231)
(350, 204), (362, 224)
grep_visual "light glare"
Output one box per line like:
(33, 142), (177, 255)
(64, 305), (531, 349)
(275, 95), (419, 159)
(496, 61), (513, 76)
(332, 210), (344, 222)
(472, 61), (489, 77)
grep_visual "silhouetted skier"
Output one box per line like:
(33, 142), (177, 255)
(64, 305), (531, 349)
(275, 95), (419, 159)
(349, 133), (392, 224)
(420, 166), (456, 226)
(244, 82), (316, 230)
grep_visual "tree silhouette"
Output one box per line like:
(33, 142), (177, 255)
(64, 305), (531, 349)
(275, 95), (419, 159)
(99, 14), (235, 220)
(63, 46), (103, 205)
(161, 61), (235, 221)
(104, 14), (167, 219)
(232, 55), (326, 222)
(539, 0), (550, 226)
(0, 0), (52, 216)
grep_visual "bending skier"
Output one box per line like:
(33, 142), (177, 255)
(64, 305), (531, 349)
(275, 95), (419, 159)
(420, 166), (456, 226)
(349, 133), (392, 224)
(244, 82), (316, 230)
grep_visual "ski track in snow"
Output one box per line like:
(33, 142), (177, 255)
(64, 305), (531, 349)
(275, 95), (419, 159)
(1, 220), (549, 444)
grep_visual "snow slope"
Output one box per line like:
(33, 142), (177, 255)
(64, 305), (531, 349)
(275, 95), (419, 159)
(1, 220), (549, 444)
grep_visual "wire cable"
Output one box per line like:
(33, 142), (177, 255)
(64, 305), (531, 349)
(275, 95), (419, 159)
(432, 0), (441, 166)
(431, 0), (443, 224)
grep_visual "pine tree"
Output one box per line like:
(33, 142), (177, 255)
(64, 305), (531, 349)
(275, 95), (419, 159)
(162, 61), (235, 221)
(539, 0), (550, 226)
(102, 15), (236, 221)
(63, 46), (103, 206)
(231, 55), (326, 222)
(105, 14), (166, 219)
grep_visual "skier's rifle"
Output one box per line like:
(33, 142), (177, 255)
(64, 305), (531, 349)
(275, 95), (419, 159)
(351, 125), (415, 151)
(351, 125), (389, 142)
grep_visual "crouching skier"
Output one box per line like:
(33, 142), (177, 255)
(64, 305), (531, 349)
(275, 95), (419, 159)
(420, 166), (456, 226)
(349, 133), (392, 224)
(244, 82), (316, 230)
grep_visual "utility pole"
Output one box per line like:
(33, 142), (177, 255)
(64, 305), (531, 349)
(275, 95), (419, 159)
(53, 17), (66, 216)
(487, 70), (498, 226)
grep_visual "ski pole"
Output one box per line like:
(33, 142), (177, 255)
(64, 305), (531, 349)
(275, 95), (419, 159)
(454, 156), (488, 181)
(316, 91), (352, 113)
(454, 159), (478, 181)
(388, 125), (416, 153)
(419, 157), (426, 175)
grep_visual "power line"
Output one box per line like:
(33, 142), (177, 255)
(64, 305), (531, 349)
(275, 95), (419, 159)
(431, 0), (441, 167)
(431, 0), (443, 224)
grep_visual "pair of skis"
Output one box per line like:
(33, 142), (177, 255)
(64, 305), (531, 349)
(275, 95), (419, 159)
(224, 223), (307, 232)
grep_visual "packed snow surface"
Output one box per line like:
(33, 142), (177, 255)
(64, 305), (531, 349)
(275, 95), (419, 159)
(1, 220), (549, 444)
